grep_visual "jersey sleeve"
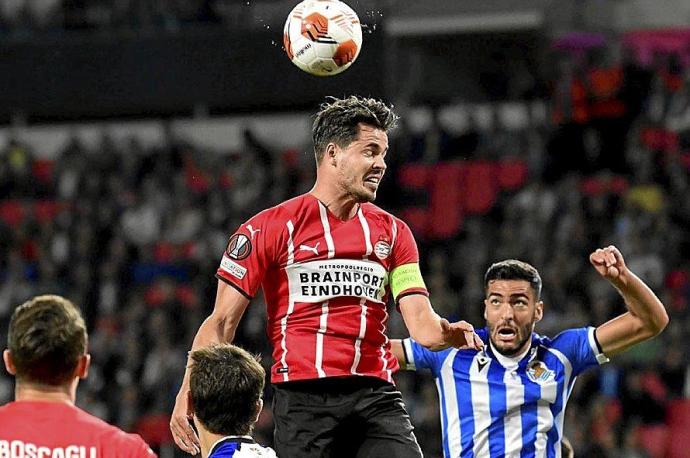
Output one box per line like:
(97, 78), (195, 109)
(550, 326), (610, 376)
(402, 337), (449, 376)
(216, 210), (278, 299)
(389, 219), (429, 302)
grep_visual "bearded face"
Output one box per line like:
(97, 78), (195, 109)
(484, 279), (543, 356)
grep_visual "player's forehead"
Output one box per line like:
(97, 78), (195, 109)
(486, 279), (535, 299)
(352, 123), (388, 150)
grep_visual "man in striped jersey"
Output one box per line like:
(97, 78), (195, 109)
(171, 95), (483, 458)
(392, 247), (669, 457)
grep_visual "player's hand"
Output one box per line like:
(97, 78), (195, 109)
(589, 245), (628, 287)
(441, 319), (484, 351)
(170, 390), (200, 455)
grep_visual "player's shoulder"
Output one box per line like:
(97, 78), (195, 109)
(360, 202), (406, 227)
(258, 194), (315, 220)
(536, 327), (591, 351)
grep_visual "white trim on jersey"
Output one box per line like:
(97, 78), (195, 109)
(440, 349), (462, 457)
(402, 339), (416, 370)
(470, 352), (492, 457)
(587, 327), (610, 364)
(534, 347), (558, 456)
(315, 301), (329, 378)
(547, 347), (575, 454)
(350, 298), (368, 375)
(357, 208), (373, 256)
(279, 220), (296, 382)
(391, 219), (398, 249)
(503, 368), (525, 456)
(351, 209), (373, 375)
(318, 202), (335, 258)
(315, 203), (335, 378)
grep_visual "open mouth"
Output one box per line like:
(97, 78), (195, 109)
(497, 326), (517, 340)
(364, 175), (381, 188)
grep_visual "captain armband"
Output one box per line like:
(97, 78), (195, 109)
(390, 263), (427, 301)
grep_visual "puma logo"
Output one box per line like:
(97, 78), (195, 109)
(299, 242), (320, 256)
(246, 224), (261, 239)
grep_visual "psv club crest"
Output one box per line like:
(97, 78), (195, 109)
(226, 233), (252, 260)
(526, 361), (555, 383)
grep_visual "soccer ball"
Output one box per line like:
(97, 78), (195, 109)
(283, 0), (363, 77)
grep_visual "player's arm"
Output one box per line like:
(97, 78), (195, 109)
(171, 281), (250, 454)
(399, 293), (483, 351)
(591, 245), (669, 357)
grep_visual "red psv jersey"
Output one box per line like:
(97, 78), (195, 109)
(216, 194), (428, 384)
(0, 401), (156, 458)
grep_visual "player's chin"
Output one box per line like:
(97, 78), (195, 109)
(356, 186), (377, 202)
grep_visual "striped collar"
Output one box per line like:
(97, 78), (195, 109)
(208, 436), (255, 458)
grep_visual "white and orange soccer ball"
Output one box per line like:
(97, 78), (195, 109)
(283, 0), (363, 76)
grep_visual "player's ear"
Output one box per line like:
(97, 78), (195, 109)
(3, 349), (17, 375)
(483, 299), (488, 320)
(535, 301), (544, 323)
(76, 354), (91, 379)
(326, 143), (338, 166)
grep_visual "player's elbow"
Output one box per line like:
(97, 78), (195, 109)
(206, 312), (238, 342)
(639, 310), (669, 339)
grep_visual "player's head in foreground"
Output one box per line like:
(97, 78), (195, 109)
(483, 260), (544, 356)
(312, 95), (399, 203)
(188, 344), (265, 454)
(3, 294), (90, 402)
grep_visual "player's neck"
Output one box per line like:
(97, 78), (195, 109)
(15, 381), (76, 404)
(309, 184), (360, 220)
(199, 429), (251, 458)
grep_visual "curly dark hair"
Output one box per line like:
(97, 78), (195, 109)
(484, 259), (542, 300)
(312, 95), (399, 163)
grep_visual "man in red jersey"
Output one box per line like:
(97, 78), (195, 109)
(171, 96), (483, 458)
(1, 295), (156, 458)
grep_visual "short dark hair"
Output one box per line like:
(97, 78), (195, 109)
(8, 295), (87, 385)
(484, 260), (542, 300)
(190, 344), (265, 436)
(312, 95), (399, 163)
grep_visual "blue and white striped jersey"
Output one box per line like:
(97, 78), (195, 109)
(208, 437), (277, 458)
(402, 327), (609, 458)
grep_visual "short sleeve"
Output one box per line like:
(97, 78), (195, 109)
(391, 219), (420, 268)
(402, 338), (450, 376)
(550, 327), (609, 376)
(216, 211), (278, 299)
(389, 219), (428, 302)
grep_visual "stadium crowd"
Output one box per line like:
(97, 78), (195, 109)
(1, 43), (689, 458)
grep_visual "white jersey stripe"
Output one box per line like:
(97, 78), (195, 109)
(314, 204), (335, 378)
(315, 301), (329, 378)
(350, 208), (372, 375)
(503, 368), (525, 456)
(350, 299), (368, 375)
(402, 339), (416, 370)
(357, 208), (373, 256)
(471, 353), (491, 457)
(279, 220), (296, 382)
(440, 350), (462, 458)
(318, 202), (335, 258)
(547, 347), (574, 455)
